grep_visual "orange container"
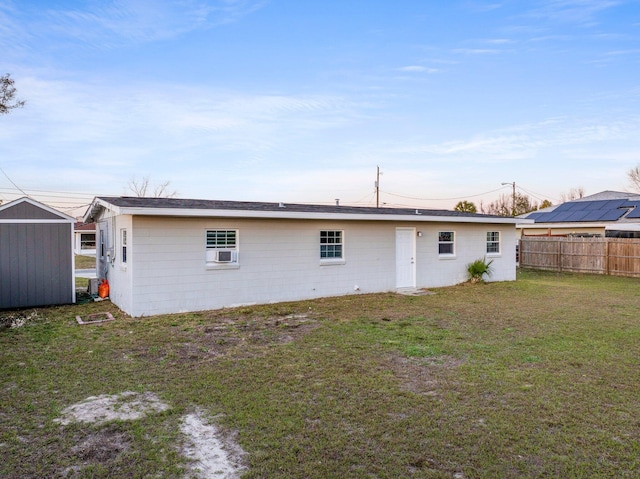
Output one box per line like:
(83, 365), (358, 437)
(98, 279), (110, 299)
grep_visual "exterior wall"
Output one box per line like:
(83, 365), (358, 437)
(417, 222), (516, 288)
(107, 216), (516, 317)
(96, 212), (133, 314)
(0, 222), (74, 309)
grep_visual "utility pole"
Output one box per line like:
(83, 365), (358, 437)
(375, 166), (381, 208)
(502, 181), (516, 216)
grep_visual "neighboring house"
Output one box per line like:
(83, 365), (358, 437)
(74, 222), (97, 256)
(83, 196), (527, 317)
(0, 197), (76, 309)
(517, 191), (640, 238)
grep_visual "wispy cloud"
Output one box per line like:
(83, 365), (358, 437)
(525, 0), (624, 26)
(0, 76), (362, 179)
(397, 65), (440, 73)
(453, 48), (505, 55)
(1, 0), (268, 50)
(382, 116), (640, 163)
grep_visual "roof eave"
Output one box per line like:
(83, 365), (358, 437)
(110, 206), (527, 224)
(83, 197), (122, 223)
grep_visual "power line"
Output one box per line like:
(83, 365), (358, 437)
(382, 186), (507, 202)
(0, 166), (28, 197)
(516, 185), (558, 203)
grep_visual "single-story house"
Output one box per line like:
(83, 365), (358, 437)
(74, 222), (97, 256)
(517, 191), (640, 238)
(0, 197), (76, 309)
(83, 196), (528, 317)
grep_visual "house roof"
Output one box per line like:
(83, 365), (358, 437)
(520, 191), (640, 225)
(0, 196), (75, 223)
(74, 222), (96, 232)
(84, 196), (527, 225)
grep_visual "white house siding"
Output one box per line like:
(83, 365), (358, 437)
(119, 216), (516, 317)
(96, 212), (134, 313)
(416, 222), (516, 287)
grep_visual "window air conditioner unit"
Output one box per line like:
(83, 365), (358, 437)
(214, 250), (235, 263)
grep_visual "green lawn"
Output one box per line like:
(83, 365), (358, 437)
(74, 254), (96, 270)
(1, 269), (639, 478)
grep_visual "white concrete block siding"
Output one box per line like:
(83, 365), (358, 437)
(98, 214), (516, 317)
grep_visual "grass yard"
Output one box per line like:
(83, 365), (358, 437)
(1, 269), (640, 478)
(74, 255), (96, 270)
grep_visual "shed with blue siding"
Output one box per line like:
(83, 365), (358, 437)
(0, 197), (75, 309)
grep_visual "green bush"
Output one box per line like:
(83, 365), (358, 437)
(467, 257), (494, 283)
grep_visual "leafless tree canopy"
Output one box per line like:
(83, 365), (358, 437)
(127, 177), (177, 198)
(0, 74), (25, 115)
(559, 187), (585, 203)
(480, 192), (539, 217)
(627, 166), (640, 193)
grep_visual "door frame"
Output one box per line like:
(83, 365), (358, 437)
(395, 227), (416, 288)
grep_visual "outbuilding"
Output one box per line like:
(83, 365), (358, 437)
(0, 197), (76, 309)
(84, 196), (526, 317)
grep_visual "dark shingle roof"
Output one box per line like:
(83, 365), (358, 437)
(96, 196), (506, 220)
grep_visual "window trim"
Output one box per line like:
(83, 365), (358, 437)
(121, 228), (127, 265)
(320, 229), (346, 265)
(80, 233), (96, 250)
(205, 229), (240, 269)
(99, 230), (105, 259)
(438, 231), (456, 257)
(486, 231), (501, 256)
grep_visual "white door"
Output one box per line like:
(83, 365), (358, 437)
(396, 227), (416, 288)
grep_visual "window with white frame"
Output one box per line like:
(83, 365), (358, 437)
(80, 233), (96, 250)
(206, 229), (238, 264)
(121, 229), (127, 264)
(438, 231), (455, 255)
(486, 231), (500, 254)
(320, 230), (343, 260)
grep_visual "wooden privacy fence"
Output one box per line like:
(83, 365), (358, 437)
(519, 237), (640, 278)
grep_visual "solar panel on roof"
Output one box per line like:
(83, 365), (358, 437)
(547, 212), (573, 222)
(625, 208), (640, 219)
(609, 200), (628, 209)
(598, 210), (627, 221)
(589, 201), (607, 210)
(564, 202), (584, 211)
(569, 211), (591, 221)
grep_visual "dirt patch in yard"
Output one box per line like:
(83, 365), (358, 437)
(55, 393), (246, 479)
(180, 410), (246, 479)
(131, 313), (320, 364)
(54, 391), (170, 426)
(71, 427), (131, 462)
(388, 353), (464, 397)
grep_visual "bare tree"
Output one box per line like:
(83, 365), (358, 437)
(481, 193), (539, 217)
(127, 176), (177, 198)
(0, 74), (25, 115)
(627, 166), (640, 193)
(559, 187), (585, 203)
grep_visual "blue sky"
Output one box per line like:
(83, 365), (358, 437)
(1, 0), (639, 215)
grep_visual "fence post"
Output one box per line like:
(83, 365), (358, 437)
(605, 239), (609, 275)
(557, 239), (562, 272)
